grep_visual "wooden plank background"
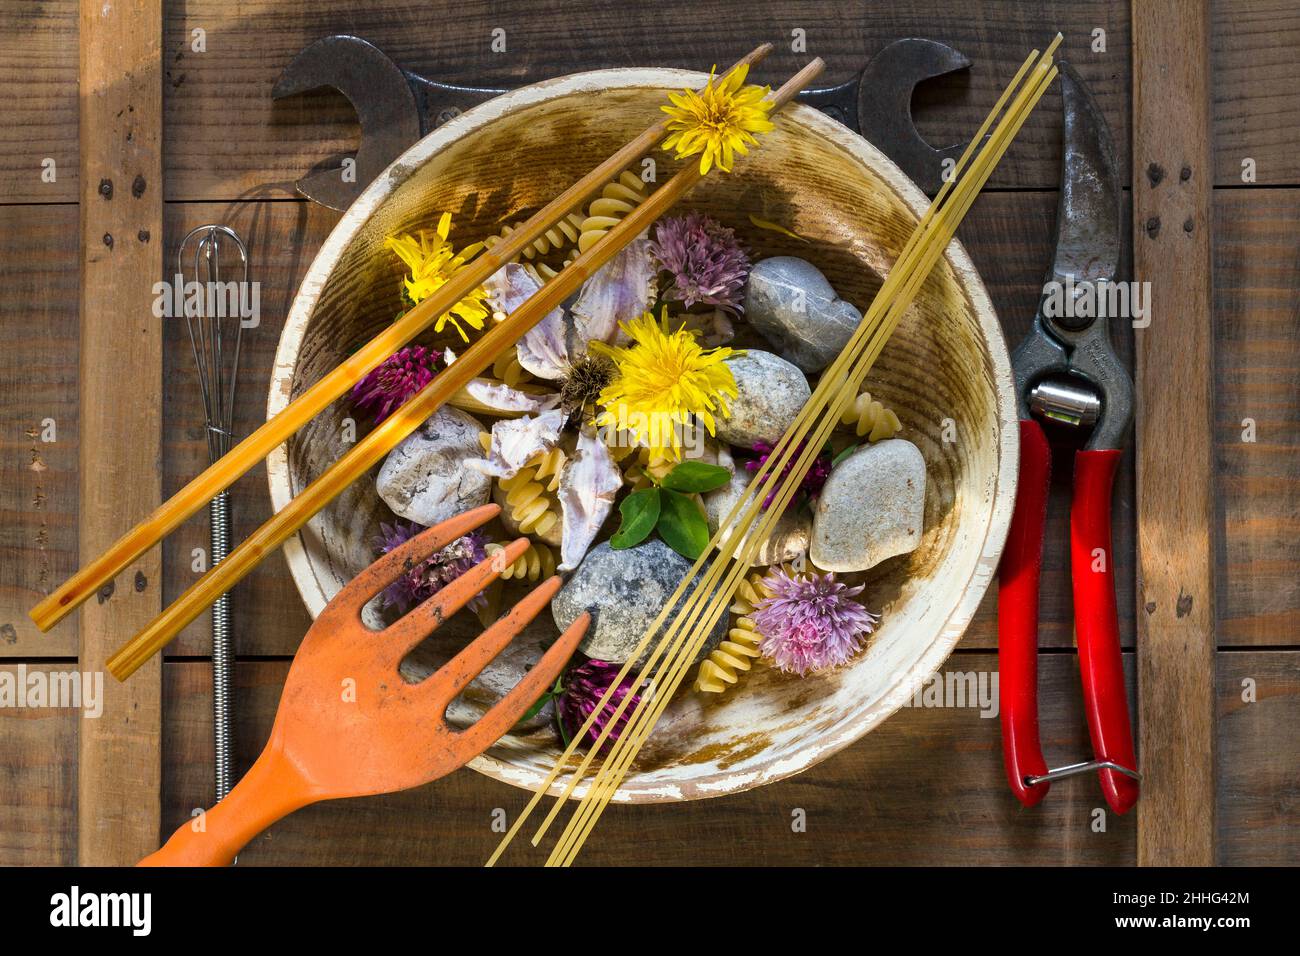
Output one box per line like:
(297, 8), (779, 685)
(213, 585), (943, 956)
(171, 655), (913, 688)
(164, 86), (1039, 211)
(0, 0), (1295, 866)
(1131, 0), (1217, 866)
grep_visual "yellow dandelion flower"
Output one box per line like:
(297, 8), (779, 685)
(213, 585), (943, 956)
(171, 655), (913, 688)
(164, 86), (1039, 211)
(384, 212), (489, 342)
(660, 64), (776, 175)
(591, 308), (740, 460)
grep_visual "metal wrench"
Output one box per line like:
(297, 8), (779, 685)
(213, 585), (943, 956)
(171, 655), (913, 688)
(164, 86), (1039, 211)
(272, 35), (985, 209)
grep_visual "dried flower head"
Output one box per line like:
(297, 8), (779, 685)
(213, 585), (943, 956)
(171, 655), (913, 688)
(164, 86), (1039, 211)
(351, 345), (439, 424)
(649, 212), (751, 313)
(743, 439), (832, 509)
(373, 520), (488, 614)
(556, 659), (643, 755)
(384, 212), (490, 342)
(590, 309), (739, 460)
(661, 64), (775, 174)
(558, 353), (616, 421)
(752, 568), (879, 675)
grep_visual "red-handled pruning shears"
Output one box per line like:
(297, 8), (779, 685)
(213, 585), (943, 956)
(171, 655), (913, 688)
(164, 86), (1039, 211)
(998, 62), (1140, 815)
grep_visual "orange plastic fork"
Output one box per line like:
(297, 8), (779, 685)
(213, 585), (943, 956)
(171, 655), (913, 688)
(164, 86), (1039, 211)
(139, 504), (588, 866)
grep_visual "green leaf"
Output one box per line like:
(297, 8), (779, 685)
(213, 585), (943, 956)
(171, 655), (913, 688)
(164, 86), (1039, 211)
(657, 489), (711, 559)
(831, 443), (860, 468)
(610, 487), (661, 550)
(661, 460), (732, 494)
(515, 676), (564, 726)
(517, 691), (553, 725)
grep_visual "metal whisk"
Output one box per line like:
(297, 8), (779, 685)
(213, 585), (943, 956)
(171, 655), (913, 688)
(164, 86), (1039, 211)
(177, 224), (250, 805)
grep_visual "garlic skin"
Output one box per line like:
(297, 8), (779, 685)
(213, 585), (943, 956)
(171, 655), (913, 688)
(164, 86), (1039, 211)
(557, 428), (623, 571)
(467, 408), (565, 480)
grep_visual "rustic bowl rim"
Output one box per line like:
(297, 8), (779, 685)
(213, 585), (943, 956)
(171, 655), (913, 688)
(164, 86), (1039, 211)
(267, 67), (1019, 803)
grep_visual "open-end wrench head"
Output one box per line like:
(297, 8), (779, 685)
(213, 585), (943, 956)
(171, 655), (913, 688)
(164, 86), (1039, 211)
(858, 38), (989, 195)
(272, 35), (422, 210)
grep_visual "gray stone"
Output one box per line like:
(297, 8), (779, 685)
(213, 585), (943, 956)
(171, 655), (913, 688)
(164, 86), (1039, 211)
(703, 467), (810, 566)
(810, 438), (926, 572)
(744, 256), (863, 373)
(714, 350), (811, 448)
(552, 540), (727, 668)
(377, 406), (491, 526)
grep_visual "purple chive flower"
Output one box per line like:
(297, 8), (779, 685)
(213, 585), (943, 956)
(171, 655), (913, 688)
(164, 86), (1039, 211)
(744, 439), (832, 509)
(351, 345), (439, 423)
(752, 568), (880, 676)
(373, 520), (487, 614)
(556, 659), (643, 755)
(649, 212), (751, 314)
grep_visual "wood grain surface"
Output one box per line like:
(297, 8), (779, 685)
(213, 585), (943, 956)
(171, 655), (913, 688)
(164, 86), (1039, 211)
(1213, 190), (1300, 647)
(1131, 0), (1217, 867)
(0, 205), (80, 659)
(76, 0), (165, 866)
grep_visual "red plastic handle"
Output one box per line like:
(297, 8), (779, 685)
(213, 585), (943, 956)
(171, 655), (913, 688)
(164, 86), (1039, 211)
(997, 419), (1052, 807)
(1071, 449), (1139, 815)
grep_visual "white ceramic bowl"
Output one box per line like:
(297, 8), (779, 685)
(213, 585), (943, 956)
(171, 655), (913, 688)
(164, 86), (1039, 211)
(267, 68), (1018, 802)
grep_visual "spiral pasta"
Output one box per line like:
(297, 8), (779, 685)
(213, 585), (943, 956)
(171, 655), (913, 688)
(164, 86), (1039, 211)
(839, 389), (902, 442)
(483, 213), (585, 284)
(485, 540), (557, 582)
(492, 351), (533, 387)
(694, 571), (771, 694)
(575, 170), (648, 253)
(480, 432), (566, 539)
(483, 170), (649, 288)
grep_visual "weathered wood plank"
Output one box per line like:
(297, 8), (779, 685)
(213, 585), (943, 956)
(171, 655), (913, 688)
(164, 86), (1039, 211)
(12, 1), (1300, 205)
(0, 665), (79, 865)
(160, 654), (1136, 865)
(1215, 650), (1299, 865)
(1213, 188), (1300, 646)
(0, 205), (80, 659)
(1131, 0), (1217, 867)
(77, 0), (165, 866)
(1213, 0), (1300, 185)
(0, 1), (79, 202)
(158, 0), (1130, 200)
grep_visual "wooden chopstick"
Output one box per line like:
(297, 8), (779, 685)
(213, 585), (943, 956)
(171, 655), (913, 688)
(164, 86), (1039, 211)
(105, 55), (825, 681)
(28, 43), (774, 635)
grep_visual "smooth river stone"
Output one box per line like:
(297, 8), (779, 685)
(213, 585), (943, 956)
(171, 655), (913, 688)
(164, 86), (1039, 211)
(810, 438), (926, 572)
(703, 468), (811, 566)
(744, 256), (863, 373)
(714, 350), (811, 448)
(552, 540), (727, 668)
(376, 406), (491, 526)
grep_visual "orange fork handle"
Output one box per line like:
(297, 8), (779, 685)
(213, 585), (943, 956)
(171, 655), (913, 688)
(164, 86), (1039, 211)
(138, 744), (316, 867)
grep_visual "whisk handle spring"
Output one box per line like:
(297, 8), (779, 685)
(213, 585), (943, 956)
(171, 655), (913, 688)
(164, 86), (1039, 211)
(210, 491), (234, 803)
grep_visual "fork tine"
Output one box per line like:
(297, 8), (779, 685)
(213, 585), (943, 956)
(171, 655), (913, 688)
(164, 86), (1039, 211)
(423, 574), (566, 714)
(380, 537), (532, 660)
(330, 504), (501, 617)
(455, 611), (591, 755)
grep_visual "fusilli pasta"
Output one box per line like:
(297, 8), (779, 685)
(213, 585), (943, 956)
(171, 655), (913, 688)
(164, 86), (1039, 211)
(694, 571), (771, 694)
(839, 389), (902, 442)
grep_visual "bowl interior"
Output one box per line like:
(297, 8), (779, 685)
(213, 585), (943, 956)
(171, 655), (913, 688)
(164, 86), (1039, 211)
(268, 69), (1015, 802)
